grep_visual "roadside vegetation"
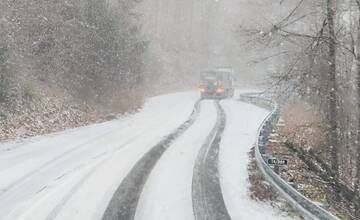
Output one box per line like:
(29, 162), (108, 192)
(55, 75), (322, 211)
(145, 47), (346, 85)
(247, 147), (301, 219)
(241, 0), (360, 218)
(0, 0), (146, 140)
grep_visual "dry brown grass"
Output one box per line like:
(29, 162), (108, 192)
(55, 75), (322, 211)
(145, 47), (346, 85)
(248, 147), (278, 201)
(0, 85), (145, 141)
(247, 147), (302, 218)
(281, 100), (326, 153)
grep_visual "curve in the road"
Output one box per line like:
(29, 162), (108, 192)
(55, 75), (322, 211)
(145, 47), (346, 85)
(6, 120), (171, 220)
(102, 100), (201, 220)
(192, 101), (231, 220)
(1, 102), (181, 196)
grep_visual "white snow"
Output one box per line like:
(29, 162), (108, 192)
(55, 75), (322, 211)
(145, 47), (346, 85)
(135, 97), (294, 220)
(219, 99), (294, 220)
(0, 92), (199, 220)
(0, 91), (297, 220)
(135, 100), (217, 220)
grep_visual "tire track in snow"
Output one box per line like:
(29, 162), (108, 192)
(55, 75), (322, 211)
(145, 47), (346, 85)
(44, 130), (150, 220)
(6, 120), (169, 220)
(0, 104), (179, 197)
(2, 105), (196, 220)
(192, 101), (231, 220)
(102, 100), (201, 220)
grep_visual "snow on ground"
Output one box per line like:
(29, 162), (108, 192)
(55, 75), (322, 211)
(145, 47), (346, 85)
(135, 100), (217, 220)
(219, 99), (294, 220)
(0, 90), (297, 220)
(0, 92), (199, 220)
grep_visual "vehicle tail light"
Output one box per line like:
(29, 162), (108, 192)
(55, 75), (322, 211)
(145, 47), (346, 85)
(216, 87), (224, 93)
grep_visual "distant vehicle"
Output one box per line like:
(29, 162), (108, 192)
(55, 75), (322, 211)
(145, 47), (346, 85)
(199, 68), (235, 99)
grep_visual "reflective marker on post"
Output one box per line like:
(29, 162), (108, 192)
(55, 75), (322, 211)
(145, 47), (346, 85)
(267, 158), (288, 166)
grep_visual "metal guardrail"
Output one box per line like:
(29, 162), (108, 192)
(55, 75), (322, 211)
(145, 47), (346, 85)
(239, 93), (340, 220)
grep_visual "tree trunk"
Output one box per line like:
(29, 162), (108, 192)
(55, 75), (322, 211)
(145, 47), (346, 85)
(326, 0), (339, 177)
(355, 4), (360, 217)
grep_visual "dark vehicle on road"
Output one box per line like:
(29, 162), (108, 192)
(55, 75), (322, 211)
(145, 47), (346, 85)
(199, 68), (235, 99)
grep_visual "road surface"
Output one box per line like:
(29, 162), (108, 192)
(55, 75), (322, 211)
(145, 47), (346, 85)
(0, 91), (293, 220)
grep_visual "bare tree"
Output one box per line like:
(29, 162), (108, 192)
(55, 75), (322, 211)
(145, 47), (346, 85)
(326, 0), (339, 176)
(355, 0), (360, 215)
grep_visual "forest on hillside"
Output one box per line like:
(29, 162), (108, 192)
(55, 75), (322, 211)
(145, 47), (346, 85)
(0, 0), (146, 140)
(241, 0), (360, 218)
(0, 0), (247, 140)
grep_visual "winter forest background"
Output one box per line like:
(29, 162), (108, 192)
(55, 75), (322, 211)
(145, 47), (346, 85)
(1, 0), (360, 218)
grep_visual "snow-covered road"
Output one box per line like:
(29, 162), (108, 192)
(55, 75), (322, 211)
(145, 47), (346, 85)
(0, 91), (294, 220)
(0, 92), (197, 220)
(135, 100), (217, 220)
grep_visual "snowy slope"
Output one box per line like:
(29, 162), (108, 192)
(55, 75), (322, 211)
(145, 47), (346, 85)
(0, 92), (199, 220)
(219, 99), (294, 220)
